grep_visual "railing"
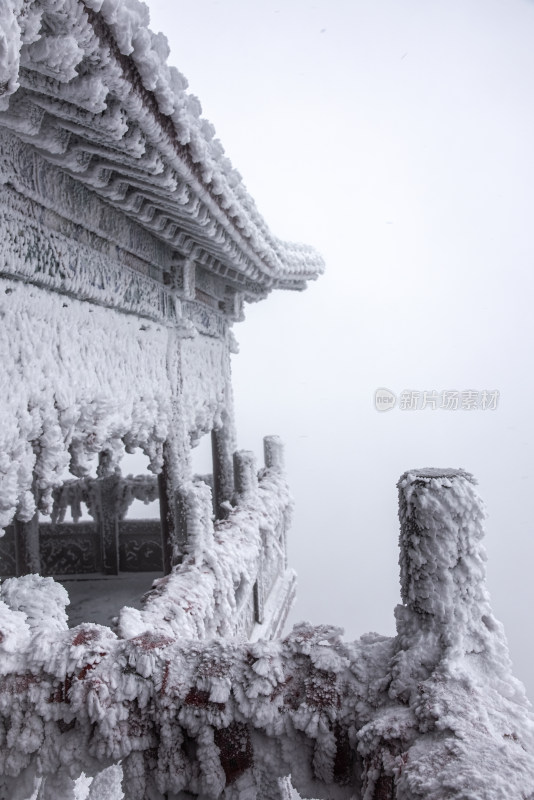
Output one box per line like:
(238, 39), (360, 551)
(116, 436), (295, 641)
(0, 473), (162, 577)
(0, 437), (292, 593)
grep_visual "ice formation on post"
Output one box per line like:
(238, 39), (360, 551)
(385, 469), (534, 799)
(1, 1), (533, 798)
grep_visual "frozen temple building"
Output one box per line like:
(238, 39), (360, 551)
(2, 2), (534, 799)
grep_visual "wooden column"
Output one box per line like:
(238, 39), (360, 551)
(158, 466), (186, 574)
(98, 476), (120, 575)
(211, 427), (234, 519)
(253, 573), (264, 625)
(158, 441), (189, 574)
(96, 451), (120, 576)
(14, 513), (41, 575)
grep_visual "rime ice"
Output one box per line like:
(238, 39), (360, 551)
(0, 2), (533, 799)
(3, 472), (534, 799)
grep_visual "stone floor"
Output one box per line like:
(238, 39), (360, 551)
(59, 572), (164, 628)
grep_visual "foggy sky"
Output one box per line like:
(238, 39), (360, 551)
(145, 0), (534, 699)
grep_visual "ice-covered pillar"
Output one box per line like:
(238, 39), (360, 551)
(396, 467), (490, 650)
(263, 435), (290, 571)
(233, 450), (264, 624)
(212, 425), (234, 519)
(158, 332), (192, 573)
(357, 471), (534, 800)
(233, 450), (258, 499)
(263, 435), (285, 472)
(158, 442), (189, 573)
(212, 336), (237, 520)
(360, 469), (494, 800)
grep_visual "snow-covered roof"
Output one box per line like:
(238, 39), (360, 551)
(0, 0), (324, 301)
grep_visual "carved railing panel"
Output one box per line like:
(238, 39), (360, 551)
(39, 522), (101, 575)
(118, 520), (164, 572)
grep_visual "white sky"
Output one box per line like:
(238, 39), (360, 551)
(146, 0), (534, 699)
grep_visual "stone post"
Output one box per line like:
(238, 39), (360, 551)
(358, 469), (490, 800)
(396, 467), (488, 643)
(233, 450), (263, 625)
(263, 435), (285, 472)
(233, 450), (258, 498)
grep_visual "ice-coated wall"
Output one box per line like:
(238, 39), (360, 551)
(0, 278), (167, 525)
(0, 273), (235, 530)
